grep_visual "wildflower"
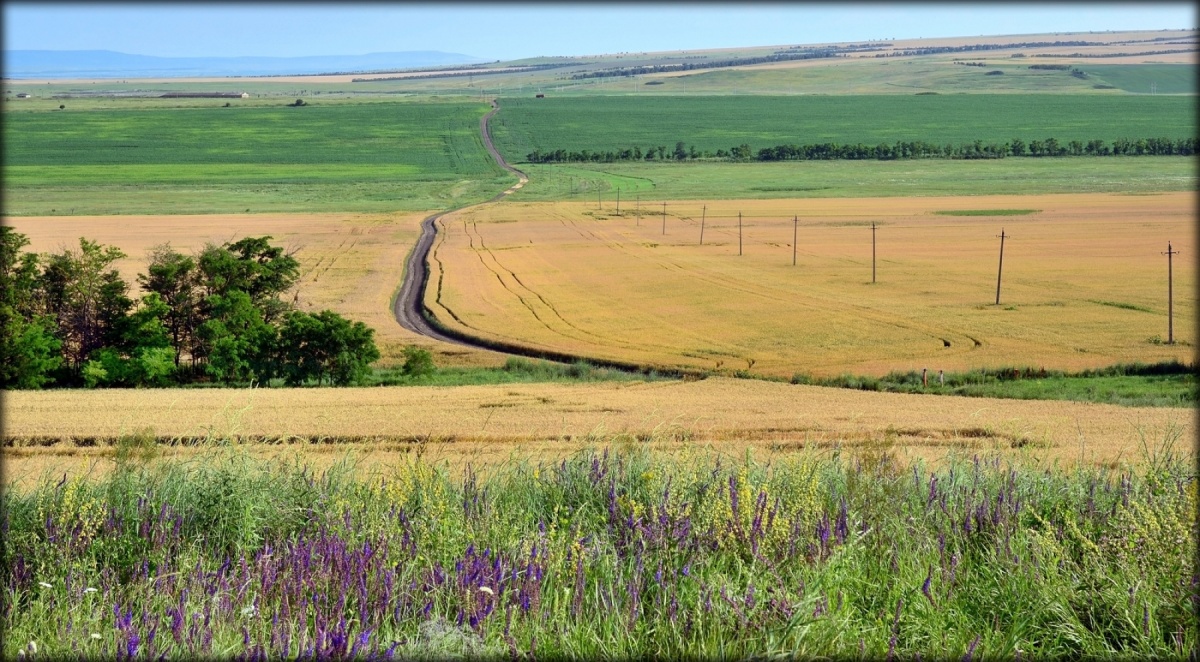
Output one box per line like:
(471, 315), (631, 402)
(240, 606), (256, 617)
(84, 587), (98, 593)
(38, 582), (52, 589)
(479, 586), (494, 595)
(91, 634), (102, 640)
(29, 642), (37, 654)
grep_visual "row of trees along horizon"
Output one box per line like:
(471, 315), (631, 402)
(0, 228), (379, 389)
(525, 136), (1198, 164)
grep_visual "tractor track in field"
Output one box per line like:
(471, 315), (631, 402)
(391, 99), (689, 376)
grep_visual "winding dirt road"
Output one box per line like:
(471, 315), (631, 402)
(391, 100), (528, 345)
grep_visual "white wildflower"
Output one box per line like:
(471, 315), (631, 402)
(241, 606), (257, 617)
(28, 642), (37, 654)
(478, 586), (494, 596)
(84, 587), (98, 594)
(91, 634), (102, 640)
(38, 581), (52, 589)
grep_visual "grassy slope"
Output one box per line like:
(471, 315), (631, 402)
(3, 100), (512, 215)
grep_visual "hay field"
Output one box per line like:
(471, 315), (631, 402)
(4, 212), (505, 368)
(426, 192), (1194, 377)
(4, 376), (1191, 489)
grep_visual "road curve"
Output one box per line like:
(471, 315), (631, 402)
(392, 100), (527, 344)
(391, 101), (692, 376)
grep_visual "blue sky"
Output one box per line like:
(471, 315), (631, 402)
(4, 4), (1195, 61)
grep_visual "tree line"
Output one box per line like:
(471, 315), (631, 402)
(525, 136), (1198, 164)
(568, 48), (846, 80)
(0, 229), (379, 389)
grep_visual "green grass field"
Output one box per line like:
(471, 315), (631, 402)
(1081, 64), (1197, 94)
(3, 100), (512, 215)
(509, 157), (1197, 202)
(490, 95), (1196, 159)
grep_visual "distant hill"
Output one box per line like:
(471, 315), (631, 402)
(3, 50), (486, 78)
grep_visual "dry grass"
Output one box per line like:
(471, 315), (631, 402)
(4, 211), (506, 368)
(4, 377), (1191, 489)
(426, 192), (1195, 377)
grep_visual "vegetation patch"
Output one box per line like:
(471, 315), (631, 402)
(1088, 299), (1154, 313)
(3, 442), (1194, 658)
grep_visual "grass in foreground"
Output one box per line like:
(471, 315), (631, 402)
(3, 435), (1195, 659)
(793, 361), (1198, 408)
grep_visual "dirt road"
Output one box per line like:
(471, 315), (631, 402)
(391, 100), (527, 343)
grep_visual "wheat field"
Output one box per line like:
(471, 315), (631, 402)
(5, 376), (1192, 489)
(426, 192), (1195, 377)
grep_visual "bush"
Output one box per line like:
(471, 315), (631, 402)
(401, 345), (435, 378)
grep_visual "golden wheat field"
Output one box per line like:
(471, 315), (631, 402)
(4, 376), (1192, 489)
(427, 192), (1195, 378)
(4, 212), (505, 368)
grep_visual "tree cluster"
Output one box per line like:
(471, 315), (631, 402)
(526, 136), (1197, 164)
(876, 41), (1099, 58)
(0, 229), (379, 389)
(568, 49), (843, 81)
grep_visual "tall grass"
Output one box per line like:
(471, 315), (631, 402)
(3, 433), (1195, 659)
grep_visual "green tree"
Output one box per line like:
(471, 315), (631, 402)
(673, 141), (688, 161)
(36, 238), (132, 375)
(139, 244), (202, 367)
(0, 228), (62, 388)
(277, 310), (379, 386)
(198, 290), (276, 384)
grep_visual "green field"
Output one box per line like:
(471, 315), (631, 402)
(1081, 64), (1197, 94)
(3, 100), (512, 215)
(490, 95), (1196, 159)
(509, 157), (1197, 202)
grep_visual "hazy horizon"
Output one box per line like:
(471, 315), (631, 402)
(4, 4), (1195, 63)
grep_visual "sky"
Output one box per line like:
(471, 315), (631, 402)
(4, 3), (1196, 61)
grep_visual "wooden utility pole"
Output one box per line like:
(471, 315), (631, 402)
(871, 222), (877, 283)
(738, 212), (743, 256)
(792, 216), (798, 266)
(662, 202), (667, 235)
(1163, 241), (1179, 344)
(635, 194), (640, 226)
(598, 189), (602, 210)
(616, 188), (620, 213)
(700, 205), (706, 245)
(995, 229), (1008, 305)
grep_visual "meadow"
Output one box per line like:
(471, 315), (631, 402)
(3, 440), (1195, 659)
(489, 95), (1197, 158)
(425, 193), (1194, 378)
(3, 100), (512, 215)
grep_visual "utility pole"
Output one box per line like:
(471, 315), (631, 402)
(792, 216), (798, 266)
(635, 194), (640, 226)
(1163, 241), (1179, 344)
(598, 189), (602, 210)
(995, 229), (1008, 305)
(871, 222), (877, 283)
(616, 188), (620, 213)
(738, 212), (743, 256)
(700, 205), (706, 245)
(661, 202), (667, 235)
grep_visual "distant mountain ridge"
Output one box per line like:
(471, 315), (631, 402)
(4, 50), (486, 78)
